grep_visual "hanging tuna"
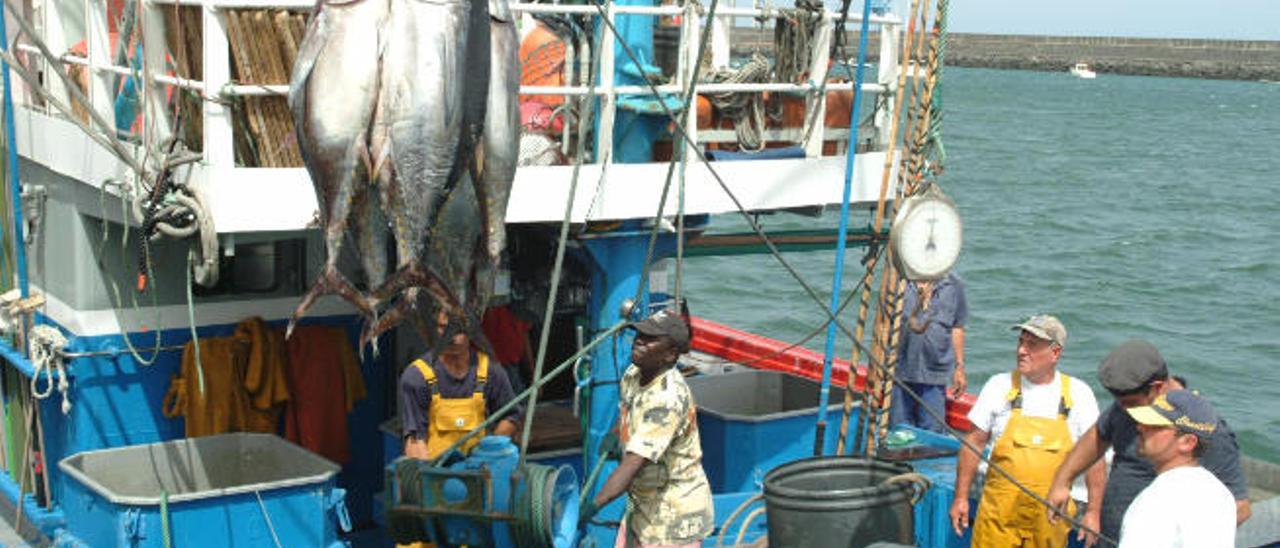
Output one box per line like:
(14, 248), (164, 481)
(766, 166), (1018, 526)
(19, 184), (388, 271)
(286, 0), (519, 346)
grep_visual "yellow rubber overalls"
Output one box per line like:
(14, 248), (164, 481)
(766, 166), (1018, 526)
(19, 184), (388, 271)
(413, 353), (490, 459)
(972, 371), (1076, 548)
(397, 354), (489, 548)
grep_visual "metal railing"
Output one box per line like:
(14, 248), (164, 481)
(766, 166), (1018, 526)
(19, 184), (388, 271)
(15, 0), (902, 174)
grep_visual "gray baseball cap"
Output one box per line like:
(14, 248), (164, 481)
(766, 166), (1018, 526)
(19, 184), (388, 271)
(1098, 339), (1169, 394)
(1012, 314), (1067, 347)
(630, 309), (691, 353)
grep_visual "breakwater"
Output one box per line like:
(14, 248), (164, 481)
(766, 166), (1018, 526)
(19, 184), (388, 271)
(729, 29), (1280, 81)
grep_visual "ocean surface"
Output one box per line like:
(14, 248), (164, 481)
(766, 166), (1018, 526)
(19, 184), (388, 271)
(681, 67), (1280, 460)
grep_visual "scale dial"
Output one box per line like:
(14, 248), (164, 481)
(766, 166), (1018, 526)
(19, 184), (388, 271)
(890, 188), (963, 281)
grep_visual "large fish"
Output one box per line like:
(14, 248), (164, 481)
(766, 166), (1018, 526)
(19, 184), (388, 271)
(360, 0), (492, 345)
(286, 0), (389, 337)
(470, 0), (520, 312)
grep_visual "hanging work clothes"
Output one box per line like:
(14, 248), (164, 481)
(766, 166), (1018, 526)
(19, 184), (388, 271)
(284, 325), (366, 465)
(162, 317), (293, 438)
(163, 337), (249, 438)
(237, 317), (291, 432)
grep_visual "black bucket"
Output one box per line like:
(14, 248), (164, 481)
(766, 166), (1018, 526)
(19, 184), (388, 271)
(763, 457), (917, 547)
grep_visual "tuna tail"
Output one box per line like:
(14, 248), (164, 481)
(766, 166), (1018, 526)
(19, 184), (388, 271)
(287, 266), (372, 339)
(360, 263), (461, 347)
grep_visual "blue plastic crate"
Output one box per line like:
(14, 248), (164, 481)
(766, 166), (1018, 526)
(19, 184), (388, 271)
(58, 433), (349, 547)
(687, 370), (846, 493)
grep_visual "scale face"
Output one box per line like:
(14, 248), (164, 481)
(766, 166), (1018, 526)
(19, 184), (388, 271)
(890, 186), (962, 281)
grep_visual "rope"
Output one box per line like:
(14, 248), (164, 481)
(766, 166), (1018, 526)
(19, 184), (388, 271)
(518, 5), (601, 468)
(837, 0), (928, 456)
(588, 0), (871, 354)
(772, 0), (823, 85)
(884, 471), (932, 505)
(733, 507), (766, 547)
(185, 249), (205, 395)
(714, 493), (763, 548)
(629, 0), (725, 313)
(28, 324), (70, 414)
(512, 464), (556, 547)
(160, 489), (171, 548)
(703, 54), (771, 152)
(254, 490), (284, 548)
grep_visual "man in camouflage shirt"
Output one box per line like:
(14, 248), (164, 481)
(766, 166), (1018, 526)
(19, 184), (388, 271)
(586, 309), (714, 547)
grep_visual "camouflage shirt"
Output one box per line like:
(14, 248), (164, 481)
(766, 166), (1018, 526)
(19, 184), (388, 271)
(619, 365), (714, 545)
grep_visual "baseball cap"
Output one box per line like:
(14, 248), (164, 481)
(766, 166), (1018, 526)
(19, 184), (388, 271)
(1011, 314), (1067, 347)
(1126, 389), (1218, 435)
(630, 309), (691, 352)
(1098, 340), (1169, 394)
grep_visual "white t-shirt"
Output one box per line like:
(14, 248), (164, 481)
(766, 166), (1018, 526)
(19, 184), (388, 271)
(1118, 465), (1235, 548)
(966, 370), (1100, 501)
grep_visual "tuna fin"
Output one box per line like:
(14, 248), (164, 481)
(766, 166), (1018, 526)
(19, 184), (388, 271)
(287, 266), (372, 339)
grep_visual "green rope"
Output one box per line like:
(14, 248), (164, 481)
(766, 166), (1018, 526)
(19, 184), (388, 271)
(512, 464), (555, 547)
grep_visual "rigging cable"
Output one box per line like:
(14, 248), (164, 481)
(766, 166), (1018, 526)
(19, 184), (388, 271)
(871, 0), (950, 447)
(814, 0), (878, 455)
(588, 0), (880, 352)
(842, 0), (929, 455)
(519, 2), (603, 469)
(629, 0), (726, 314)
(575, 1), (1118, 545)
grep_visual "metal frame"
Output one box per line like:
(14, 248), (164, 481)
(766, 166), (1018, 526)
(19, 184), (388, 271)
(9, 0), (904, 231)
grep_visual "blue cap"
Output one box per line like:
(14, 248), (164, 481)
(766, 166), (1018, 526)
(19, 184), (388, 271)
(1126, 389), (1219, 435)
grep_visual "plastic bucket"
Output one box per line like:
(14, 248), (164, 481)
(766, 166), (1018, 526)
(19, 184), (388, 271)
(763, 456), (916, 547)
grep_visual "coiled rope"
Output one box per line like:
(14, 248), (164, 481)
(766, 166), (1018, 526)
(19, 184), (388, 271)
(512, 464), (557, 547)
(29, 324), (71, 414)
(704, 54), (772, 152)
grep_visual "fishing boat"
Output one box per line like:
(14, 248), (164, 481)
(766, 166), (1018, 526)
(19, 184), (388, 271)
(1070, 62), (1097, 79)
(0, 0), (1275, 545)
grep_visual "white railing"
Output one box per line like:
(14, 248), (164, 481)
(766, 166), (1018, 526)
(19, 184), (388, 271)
(14, 0), (901, 231)
(19, 0), (900, 156)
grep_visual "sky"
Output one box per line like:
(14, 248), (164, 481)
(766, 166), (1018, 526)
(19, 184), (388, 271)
(891, 0), (1280, 40)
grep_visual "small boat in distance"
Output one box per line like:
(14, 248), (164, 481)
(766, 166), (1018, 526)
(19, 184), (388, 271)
(1071, 62), (1098, 79)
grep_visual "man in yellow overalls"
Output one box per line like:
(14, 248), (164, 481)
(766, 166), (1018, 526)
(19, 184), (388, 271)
(399, 310), (523, 460)
(394, 311), (524, 547)
(949, 315), (1108, 547)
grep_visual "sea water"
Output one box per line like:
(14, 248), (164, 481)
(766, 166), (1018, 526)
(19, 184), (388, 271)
(682, 67), (1280, 460)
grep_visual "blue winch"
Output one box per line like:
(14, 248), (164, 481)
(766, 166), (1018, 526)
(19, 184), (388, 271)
(386, 436), (580, 547)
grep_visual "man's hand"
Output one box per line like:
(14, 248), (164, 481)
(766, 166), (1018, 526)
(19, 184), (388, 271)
(1046, 482), (1072, 523)
(600, 432), (623, 460)
(1076, 508), (1101, 548)
(949, 497), (970, 536)
(578, 499), (599, 529)
(950, 366), (967, 397)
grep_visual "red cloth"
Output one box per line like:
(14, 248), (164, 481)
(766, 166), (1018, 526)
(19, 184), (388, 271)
(481, 306), (532, 366)
(283, 326), (366, 464)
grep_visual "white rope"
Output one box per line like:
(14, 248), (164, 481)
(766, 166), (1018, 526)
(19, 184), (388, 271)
(704, 53), (772, 151)
(29, 324), (71, 414)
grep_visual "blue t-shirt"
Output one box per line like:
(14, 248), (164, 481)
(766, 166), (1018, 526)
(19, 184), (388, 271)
(1095, 400), (1247, 542)
(398, 350), (523, 441)
(896, 272), (968, 385)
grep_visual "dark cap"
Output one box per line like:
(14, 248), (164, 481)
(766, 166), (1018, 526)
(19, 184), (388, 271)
(1127, 389), (1218, 436)
(1098, 340), (1169, 393)
(630, 309), (691, 352)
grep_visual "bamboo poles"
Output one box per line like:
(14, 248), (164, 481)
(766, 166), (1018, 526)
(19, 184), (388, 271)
(832, 0), (927, 456)
(224, 8), (306, 167)
(869, 0), (950, 447)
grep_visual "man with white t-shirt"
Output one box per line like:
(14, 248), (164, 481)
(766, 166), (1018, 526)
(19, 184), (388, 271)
(1118, 389), (1235, 547)
(949, 315), (1107, 547)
